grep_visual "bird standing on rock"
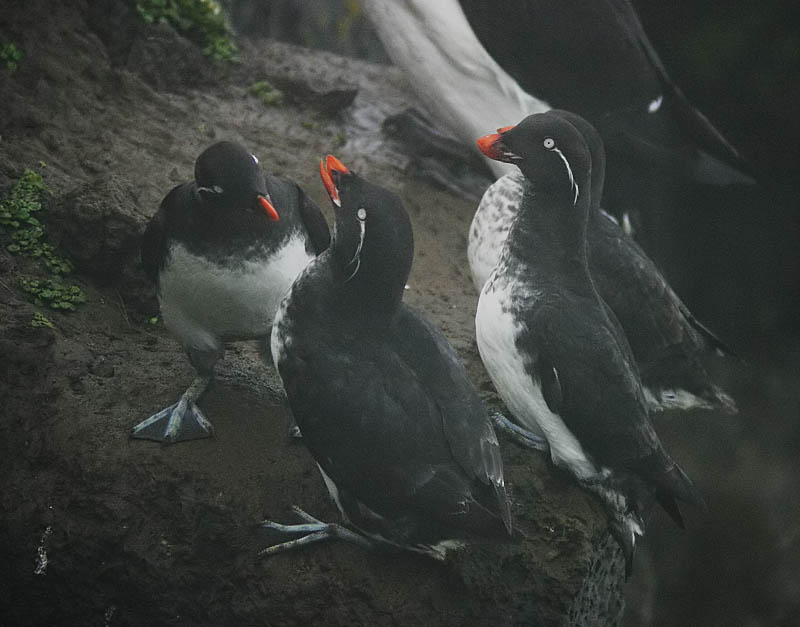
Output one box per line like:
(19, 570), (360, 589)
(134, 141), (329, 444)
(261, 155), (511, 558)
(470, 110), (737, 414)
(474, 113), (705, 574)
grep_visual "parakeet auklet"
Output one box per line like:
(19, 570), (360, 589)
(474, 112), (705, 574)
(134, 141), (329, 444)
(261, 155), (511, 558)
(470, 111), (737, 414)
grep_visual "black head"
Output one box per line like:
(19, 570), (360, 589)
(477, 112), (592, 209)
(193, 141), (279, 221)
(549, 110), (606, 206)
(319, 155), (413, 310)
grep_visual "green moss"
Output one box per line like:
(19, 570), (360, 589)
(135, 0), (237, 62)
(1, 169), (73, 275)
(249, 80), (284, 107)
(1, 169), (85, 311)
(301, 120), (316, 131)
(31, 311), (54, 329)
(19, 278), (86, 311)
(1, 42), (23, 72)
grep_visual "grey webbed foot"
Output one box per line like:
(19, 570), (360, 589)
(259, 506), (375, 556)
(132, 375), (214, 444)
(490, 413), (549, 452)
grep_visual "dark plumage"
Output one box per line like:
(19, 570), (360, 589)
(460, 0), (751, 180)
(134, 141), (329, 444)
(264, 156), (510, 556)
(474, 112), (704, 574)
(365, 0), (754, 267)
(469, 110), (737, 413)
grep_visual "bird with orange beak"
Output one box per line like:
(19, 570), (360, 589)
(134, 141), (329, 444)
(263, 155), (512, 558)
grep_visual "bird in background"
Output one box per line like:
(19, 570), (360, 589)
(474, 112), (705, 574)
(261, 155), (511, 558)
(363, 0), (755, 264)
(470, 110), (738, 414)
(134, 141), (329, 444)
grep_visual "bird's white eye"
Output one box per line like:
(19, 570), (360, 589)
(251, 154), (259, 164)
(357, 208), (367, 220)
(212, 185), (224, 193)
(543, 138), (555, 149)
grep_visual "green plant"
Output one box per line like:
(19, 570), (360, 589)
(0, 169), (45, 228)
(1, 169), (85, 311)
(135, 0), (237, 62)
(19, 278), (86, 311)
(1, 169), (73, 275)
(30, 311), (54, 328)
(249, 80), (284, 106)
(1, 42), (23, 72)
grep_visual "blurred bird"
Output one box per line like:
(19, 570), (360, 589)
(364, 0), (754, 262)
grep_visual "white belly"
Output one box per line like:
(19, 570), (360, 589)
(159, 237), (313, 352)
(468, 172), (524, 292)
(475, 278), (596, 479)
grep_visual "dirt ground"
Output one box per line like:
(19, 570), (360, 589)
(0, 2), (630, 625)
(3, 2), (799, 626)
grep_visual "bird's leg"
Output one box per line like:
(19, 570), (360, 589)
(490, 413), (549, 452)
(133, 344), (221, 444)
(259, 506), (375, 556)
(131, 374), (214, 444)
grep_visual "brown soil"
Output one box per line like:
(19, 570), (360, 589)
(0, 2), (625, 625)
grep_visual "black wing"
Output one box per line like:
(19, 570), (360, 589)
(140, 183), (188, 284)
(266, 174), (330, 255)
(460, 0), (751, 181)
(528, 297), (703, 510)
(589, 212), (737, 411)
(279, 303), (510, 538)
(390, 304), (511, 532)
(296, 185), (331, 254)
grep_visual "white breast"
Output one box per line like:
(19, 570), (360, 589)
(468, 172), (524, 292)
(159, 236), (313, 352)
(475, 276), (596, 479)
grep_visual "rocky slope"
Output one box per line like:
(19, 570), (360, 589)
(1, 2), (626, 625)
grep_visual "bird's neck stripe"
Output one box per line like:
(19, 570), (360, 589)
(344, 218), (366, 282)
(553, 147), (579, 205)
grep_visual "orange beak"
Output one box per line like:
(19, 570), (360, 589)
(258, 195), (280, 221)
(319, 154), (350, 207)
(477, 133), (505, 160)
(477, 125), (517, 163)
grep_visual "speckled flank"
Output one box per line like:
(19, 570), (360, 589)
(468, 171), (525, 292)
